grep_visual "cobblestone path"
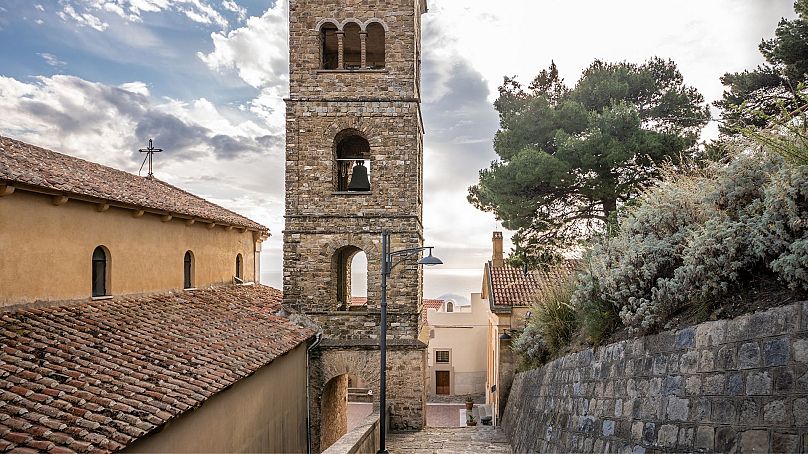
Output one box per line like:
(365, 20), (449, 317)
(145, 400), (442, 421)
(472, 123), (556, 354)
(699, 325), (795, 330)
(386, 427), (512, 453)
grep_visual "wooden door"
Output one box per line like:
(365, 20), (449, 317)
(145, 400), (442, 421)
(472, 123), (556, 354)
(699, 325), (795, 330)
(436, 371), (450, 395)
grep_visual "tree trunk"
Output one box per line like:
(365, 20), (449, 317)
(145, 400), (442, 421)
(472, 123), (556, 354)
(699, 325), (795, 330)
(602, 198), (617, 222)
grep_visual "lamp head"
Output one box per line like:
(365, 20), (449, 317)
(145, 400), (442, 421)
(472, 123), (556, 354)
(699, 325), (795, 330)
(417, 248), (443, 266)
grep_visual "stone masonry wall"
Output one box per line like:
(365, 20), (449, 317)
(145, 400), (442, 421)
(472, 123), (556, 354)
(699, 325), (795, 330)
(310, 344), (426, 453)
(502, 301), (808, 453)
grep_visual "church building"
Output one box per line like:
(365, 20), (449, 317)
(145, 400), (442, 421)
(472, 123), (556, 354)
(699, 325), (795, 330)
(0, 136), (314, 453)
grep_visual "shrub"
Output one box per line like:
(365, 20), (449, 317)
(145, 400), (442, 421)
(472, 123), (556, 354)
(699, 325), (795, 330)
(532, 281), (577, 354)
(574, 145), (807, 334)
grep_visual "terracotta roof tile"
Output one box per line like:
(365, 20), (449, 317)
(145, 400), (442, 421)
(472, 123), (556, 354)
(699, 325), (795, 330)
(488, 260), (579, 307)
(421, 299), (444, 324)
(0, 136), (267, 233)
(0, 285), (314, 453)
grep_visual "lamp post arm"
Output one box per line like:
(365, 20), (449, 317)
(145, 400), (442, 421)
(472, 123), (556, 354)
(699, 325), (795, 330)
(384, 246), (434, 275)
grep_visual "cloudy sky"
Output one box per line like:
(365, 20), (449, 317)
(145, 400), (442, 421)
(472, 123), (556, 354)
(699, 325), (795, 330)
(0, 0), (795, 299)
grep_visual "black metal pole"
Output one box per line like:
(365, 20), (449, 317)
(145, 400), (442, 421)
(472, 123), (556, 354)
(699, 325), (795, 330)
(378, 230), (389, 454)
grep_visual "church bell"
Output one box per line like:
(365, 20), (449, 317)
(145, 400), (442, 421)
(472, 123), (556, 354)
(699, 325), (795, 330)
(347, 160), (370, 191)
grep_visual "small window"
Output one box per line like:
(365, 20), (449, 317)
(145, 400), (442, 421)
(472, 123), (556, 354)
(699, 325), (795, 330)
(236, 253), (243, 281)
(92, 246), (109, 297)
(366, 22), (385, 69)
(435, 350), (450, 364)
(183, 250), (194, 289)
(446, 302), (454, 313)
(320, 23), (339, 69)
(343, 23), (361, 69)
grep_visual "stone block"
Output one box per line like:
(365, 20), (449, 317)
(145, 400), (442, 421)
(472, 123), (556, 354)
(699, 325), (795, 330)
(675, 327), (695, 349)
(738, 341), (761, 369)
(679, 426), (694, 447)
(695, 320), (726, 347)
(740, 429), (768, 453)
(631, 421), (644, 441)
(679, 351), (699, 374)
(642, 422), (655, 444)
(657, 424), (678, 448)
(695, 426), (714, 450)
(614, 399), (623, 418)
(661, 375), (682, 396)
(793, 338), (808, 363)
(771, 432), (799, 454)
(763, 337), (790, 367)
(771, 367), (794, 394)
(691, 398), (711, 421)
(631, 445), (645, 454)
(802, 301), (808, 331)
(793, 397), (808, 425)
(712, 399), (736, 424)
(726, 372), (744, 396)
(716, 344), (737, 369)
(699, 350), (715, 372)
(763, 399), (789, 424)
(703, 373), (725, 395)
(746, 370), (772, 395)
(685, 376), (701, 395)
(666, 396), (689, 421)
(602, 420), (615, 437)
(653, 355), (668, 375)
(739, 398), (759, 424)
(715, 426), (738, 453)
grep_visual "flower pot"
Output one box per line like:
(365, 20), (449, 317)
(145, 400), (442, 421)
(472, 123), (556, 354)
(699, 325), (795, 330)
(467, 421), (477, 426)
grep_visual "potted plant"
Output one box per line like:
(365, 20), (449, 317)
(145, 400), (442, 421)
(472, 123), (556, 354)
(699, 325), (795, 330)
(466, 413), (477, 427)
(465, 396), (474, 411)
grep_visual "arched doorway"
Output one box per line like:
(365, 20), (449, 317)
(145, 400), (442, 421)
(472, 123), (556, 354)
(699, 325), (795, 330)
(320, 374), (349, 450)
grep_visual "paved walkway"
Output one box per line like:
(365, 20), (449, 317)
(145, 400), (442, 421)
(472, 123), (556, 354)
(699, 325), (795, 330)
(386, 427), (512, 453)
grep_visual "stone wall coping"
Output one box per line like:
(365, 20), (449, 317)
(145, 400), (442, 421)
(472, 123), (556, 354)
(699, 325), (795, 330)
(315, 69), (389, 74)
(322, 411), (380, 454)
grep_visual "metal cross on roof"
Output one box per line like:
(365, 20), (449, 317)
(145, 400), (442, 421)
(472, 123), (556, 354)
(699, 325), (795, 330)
(138, 138), (163, 178)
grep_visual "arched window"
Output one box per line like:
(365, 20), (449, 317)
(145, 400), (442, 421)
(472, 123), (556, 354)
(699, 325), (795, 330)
(366, 22), (385, 69)
(333, 246), (366, 310)
(320, 23), (339, 69)
(236, 254), (243, 281)
(343, 22), (362, 69)
(446, 301), (454, 313)
(335, 131), (371, 192)
(92, 246), (109, 297)
(184, 251), (194, 289)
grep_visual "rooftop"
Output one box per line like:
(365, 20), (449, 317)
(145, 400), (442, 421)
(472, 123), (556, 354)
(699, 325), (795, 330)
(0, 136), (267, 233)
(487, 260), (579, 308)
(0, 285), (314, 453)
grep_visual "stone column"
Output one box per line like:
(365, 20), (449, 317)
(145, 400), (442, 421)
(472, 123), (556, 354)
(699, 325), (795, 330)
(360, 32), (367, 68)
(337, 31), (345, 69)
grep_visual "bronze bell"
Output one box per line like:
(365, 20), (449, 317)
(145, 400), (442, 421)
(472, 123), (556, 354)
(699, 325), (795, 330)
(347, 160), (370, 191)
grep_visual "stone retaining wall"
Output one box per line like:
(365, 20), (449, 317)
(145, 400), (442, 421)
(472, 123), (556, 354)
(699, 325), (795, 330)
(502, 301), (808, 453)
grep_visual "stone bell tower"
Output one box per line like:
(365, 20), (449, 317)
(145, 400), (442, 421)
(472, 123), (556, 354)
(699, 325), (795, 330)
(283, 0), (428, 451)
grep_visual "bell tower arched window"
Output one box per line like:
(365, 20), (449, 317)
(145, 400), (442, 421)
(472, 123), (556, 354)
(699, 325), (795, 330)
(366, 22), (385, 69)
(321, 23), (339, 69)
(335, 132), (371, 192)
(343, 23), (362, 69)
(92, 246), (109, 297)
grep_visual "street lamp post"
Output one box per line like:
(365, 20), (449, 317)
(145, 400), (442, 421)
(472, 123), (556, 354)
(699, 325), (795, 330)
(378, 230), (442, 454)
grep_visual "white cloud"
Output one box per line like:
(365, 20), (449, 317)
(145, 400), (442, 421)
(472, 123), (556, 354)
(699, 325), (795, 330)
(58, 4), (108, 31)
(38, 53), (66, 67)
(57, 0), (243, 31)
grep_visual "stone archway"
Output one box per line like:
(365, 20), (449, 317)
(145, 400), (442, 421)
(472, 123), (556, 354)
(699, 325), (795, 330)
(320, 374), (349, 450)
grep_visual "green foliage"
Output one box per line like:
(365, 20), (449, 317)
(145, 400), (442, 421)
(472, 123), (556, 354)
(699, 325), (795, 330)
(469, 58), (709, 264)
(532, 282), (577, 354)
(739, 89), (808, 165)
(574, 273), (622, 345)
(717, 0), (808, 133)
(574, 148), (808, 334)
(512, 323), (549, 370)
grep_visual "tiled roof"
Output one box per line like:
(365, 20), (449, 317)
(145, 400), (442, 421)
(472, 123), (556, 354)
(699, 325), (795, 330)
(350, 296), (367, 307)
(0, 285), (314, 453)
(488, 260), (579, 307)
(0, 136), (267, 232)
(422, 299), (444, 324)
